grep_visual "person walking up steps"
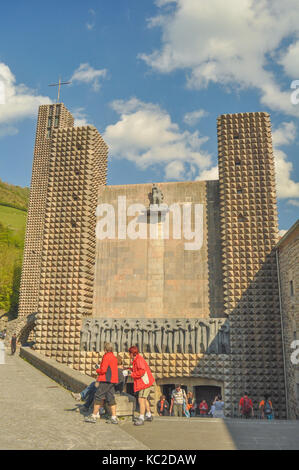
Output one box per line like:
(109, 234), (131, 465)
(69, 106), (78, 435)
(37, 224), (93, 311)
(128, 346), (155, 426)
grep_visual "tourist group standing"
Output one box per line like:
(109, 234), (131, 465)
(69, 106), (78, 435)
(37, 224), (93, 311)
(73, 343), (155, 426)
(239, 392), (274, 419)
(71, 346), (274, 423)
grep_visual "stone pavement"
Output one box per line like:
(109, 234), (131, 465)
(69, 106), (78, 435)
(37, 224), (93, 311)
(1, 353), (299, 450)
(0, 353), (148, 450)
(122, 417), (299, 450)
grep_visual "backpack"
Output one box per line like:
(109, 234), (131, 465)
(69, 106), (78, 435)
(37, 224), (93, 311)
(264, 400), (272, 415)
(243, 397), (251, 413)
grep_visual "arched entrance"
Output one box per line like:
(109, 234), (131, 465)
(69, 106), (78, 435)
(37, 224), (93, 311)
(154, 377), (224, 416)
(161, 383), (188, 405)
(194, 385), (221, 410)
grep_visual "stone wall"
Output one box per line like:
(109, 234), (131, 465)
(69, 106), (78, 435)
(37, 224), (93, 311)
(277, 221), (299, 419)
(94, 180), (224, 319)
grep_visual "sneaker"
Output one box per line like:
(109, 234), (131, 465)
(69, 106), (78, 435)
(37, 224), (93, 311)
(71, 392), (82, 402)
(84, 414), (97, 423)
(145, 415), (153, 422)
(134, 418), (144, 426)
(106, 417), (119, 425)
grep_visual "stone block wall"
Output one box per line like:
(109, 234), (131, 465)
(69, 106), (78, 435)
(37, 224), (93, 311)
(94, 180), (224, 319)
(277, 221), (299, 419)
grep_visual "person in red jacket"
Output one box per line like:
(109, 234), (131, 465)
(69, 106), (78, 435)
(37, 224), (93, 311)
(199, 399), (209, 416)
(85, 342), (119, 424)
(128, 345), (155, 426)
(239, 392), (254, 418)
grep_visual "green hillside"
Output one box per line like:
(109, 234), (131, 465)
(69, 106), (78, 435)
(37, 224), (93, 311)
(0, 180), (29, 319)
(0, 178), (29, 211)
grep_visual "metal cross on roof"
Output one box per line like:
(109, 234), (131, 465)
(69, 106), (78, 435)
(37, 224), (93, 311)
(48, 78), (71, 103)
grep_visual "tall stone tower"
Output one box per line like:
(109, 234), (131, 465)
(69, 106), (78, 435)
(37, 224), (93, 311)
(17, 104), (108, 370)
(18, 104), (74, 321)
(217, 112), (286, 418)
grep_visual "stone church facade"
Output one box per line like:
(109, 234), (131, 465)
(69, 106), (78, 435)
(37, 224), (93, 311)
(17, 105), (287, 417)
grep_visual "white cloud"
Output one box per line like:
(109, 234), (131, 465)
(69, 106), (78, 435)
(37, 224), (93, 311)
(140, 0), (299, 117)
(86, 8), (96, 30)
(72, 107), (91, 127)
(0, 126), (18, 138)
(272, 122), (299, 198)
(196, 165), (219, 181)
(71, 63), (107, 91)
(287, 199), (299, 207)
(86, 22), (95, 31)
(183, 109), (208, 126)
(165, 160), (185, 179)
(279, 41), (299, 79)
(0, 62), (51, 129)
(272, 121), (296, 146)
(103, 97), (212, 180)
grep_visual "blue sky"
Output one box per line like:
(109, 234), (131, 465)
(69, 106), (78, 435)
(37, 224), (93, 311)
(0, 0), (298, 232)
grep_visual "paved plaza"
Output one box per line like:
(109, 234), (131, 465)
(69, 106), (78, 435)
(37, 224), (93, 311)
(0, 353), (298, 450)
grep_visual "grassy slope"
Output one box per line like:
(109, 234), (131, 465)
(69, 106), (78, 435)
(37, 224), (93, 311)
(0, 178), (29, 211)
(0, 181), (29, 317)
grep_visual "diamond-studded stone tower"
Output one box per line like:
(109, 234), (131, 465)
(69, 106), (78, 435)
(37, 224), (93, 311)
(217, 111), (286, 418)
(18, 104), (74, 321)
(18, 104), (108, 368)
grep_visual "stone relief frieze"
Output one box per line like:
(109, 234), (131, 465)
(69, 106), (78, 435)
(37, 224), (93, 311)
(80, 318), (230, 354)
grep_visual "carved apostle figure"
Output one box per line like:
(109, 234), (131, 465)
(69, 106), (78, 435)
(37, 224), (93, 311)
(90, 321), (98, 352)
(122, 319), (131, 352)
(94, 320), (101, 351)
(207, 319), (218, 354)
(111, 319), (119, 352)
(176, 319), (187, 353)
(218, 320), (230, 354)
(144, 320), (153, 353)
(139, 320), (148, 353)
(98, 320), (107, 351)
(102, 319), (111, 349)
(80, 320), (91, 351)
(153, 319), (162, 353)
(197, 320), (209, 353)
(163, 319), (174, 353)
(186, 319), (196, 354)
(172, 320), (180, 353)
(135, 319), (143, 351)
(131, 320), (138, 350)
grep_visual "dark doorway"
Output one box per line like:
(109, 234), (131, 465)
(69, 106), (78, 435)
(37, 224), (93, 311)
(162, 384), (188, 405)
(194, 385), (221, 414)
